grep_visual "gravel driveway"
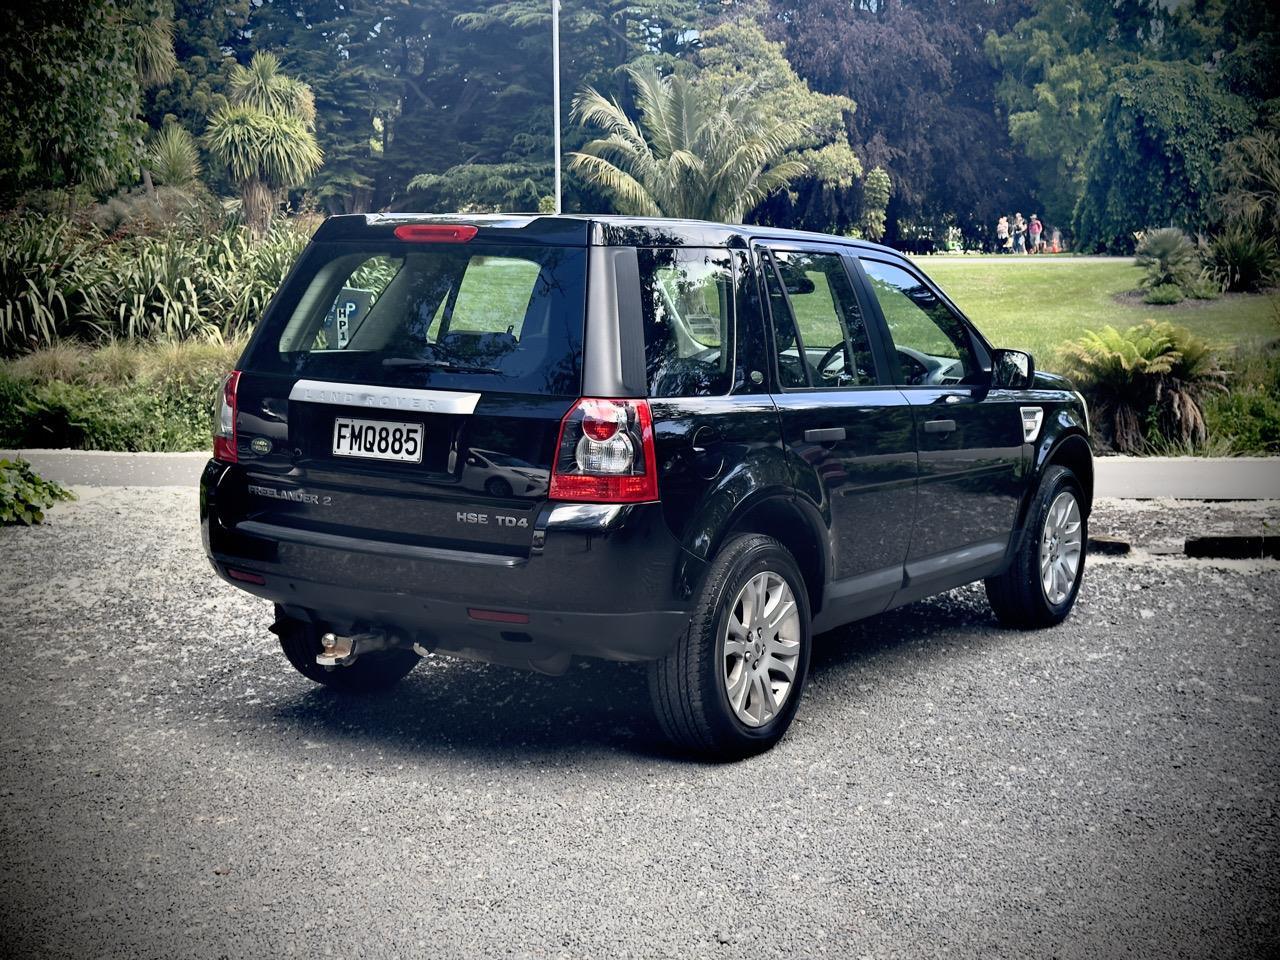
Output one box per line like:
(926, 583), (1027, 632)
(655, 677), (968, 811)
(1, 489), (1277, 959)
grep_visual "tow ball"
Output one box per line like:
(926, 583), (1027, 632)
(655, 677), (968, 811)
(316, 631), (397, 667)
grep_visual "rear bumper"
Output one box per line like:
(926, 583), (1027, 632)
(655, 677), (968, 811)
(200, 460), (702, 665)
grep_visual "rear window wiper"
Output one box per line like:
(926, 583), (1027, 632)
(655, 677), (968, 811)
(381, 356), (502, 375)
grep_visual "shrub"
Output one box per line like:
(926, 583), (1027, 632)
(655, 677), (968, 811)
(1134, 227), (1201, 290)
(1184, 277), (1223, 300)
(8, 340), (91, 383)
(1203, 341), (1280, 454)
(1215, 127), (1280, 237)
(147, 124), (203, 190)
(88, 185), (216, 239)
(0, 371), (28, 441)
(1203, 222), (1280, 292)
(1143, 282), (1185, 304)
(0, 216), (311, 356)
(1060, 320), (1226, 452)
(0, 339), (241, 451)
(1205, 387), (1280, 454)
(0, 217), (102, 352)
(0, 458), (74, 525)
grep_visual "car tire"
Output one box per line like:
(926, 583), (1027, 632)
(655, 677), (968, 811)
(985, 464), (1087, 629)
(485, 477), (513, 498)
(274, 614), (420, 693)
(648, 534), (812, 760)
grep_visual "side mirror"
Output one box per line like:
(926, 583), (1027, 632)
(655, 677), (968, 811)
(991, 348), (1034, 389)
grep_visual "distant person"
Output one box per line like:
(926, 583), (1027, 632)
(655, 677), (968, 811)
(1013, 212), (1026, 254)
(1029, 214), (1043, 253)
(1050, 227), (1062, 253)
(996, 215), (1009, 253)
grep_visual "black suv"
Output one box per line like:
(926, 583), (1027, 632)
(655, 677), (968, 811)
(202, 215), (1091, 758)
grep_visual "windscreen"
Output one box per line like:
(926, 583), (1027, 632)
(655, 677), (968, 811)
(243, 241), (587, 396)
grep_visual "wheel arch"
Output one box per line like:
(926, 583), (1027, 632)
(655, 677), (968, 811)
(1016, 430), (1093, 536)
(1042, 431), (1094, 513)
(717, 493), (827, 620)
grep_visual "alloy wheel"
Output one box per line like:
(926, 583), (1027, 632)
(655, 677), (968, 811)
(1040, 490), (1083, 605)
(722, 571), (802, 727)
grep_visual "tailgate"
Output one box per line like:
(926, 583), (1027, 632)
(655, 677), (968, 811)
(231, 373), (571, 557)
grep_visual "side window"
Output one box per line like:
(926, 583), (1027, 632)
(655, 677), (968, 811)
(861, 259), (979, 386)
(637, 247), (735, 398)
(763, 249), (877, 389)
(316, 255), (403, 349)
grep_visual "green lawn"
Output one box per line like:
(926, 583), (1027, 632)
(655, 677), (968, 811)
(915, 257), (1279, 365)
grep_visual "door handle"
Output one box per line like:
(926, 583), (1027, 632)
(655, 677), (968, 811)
(804, 427), (846, 443)
(923, 419), (956, 434)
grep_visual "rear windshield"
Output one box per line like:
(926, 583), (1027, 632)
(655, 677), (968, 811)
(243, 241), (586, 396)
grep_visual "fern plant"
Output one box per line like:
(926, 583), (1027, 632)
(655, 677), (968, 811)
(1151, 324), (1227, 448)
(1060, 320), (1225, 452)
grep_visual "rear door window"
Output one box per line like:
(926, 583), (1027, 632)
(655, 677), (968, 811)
(637, 248), (735, 398)
(249, 242), (587, 396)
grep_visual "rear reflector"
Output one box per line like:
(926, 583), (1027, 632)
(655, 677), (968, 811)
(467, 608), (530, 624)
(393, 223), (478, 243)
(226, 567), (266, 585)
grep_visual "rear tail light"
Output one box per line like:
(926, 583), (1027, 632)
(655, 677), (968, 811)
(549, 398), (659, 503)
(213, 371), (241, 462)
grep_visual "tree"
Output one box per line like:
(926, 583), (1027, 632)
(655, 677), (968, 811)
(696, 18), (860, 230)
(1074, 60), (1251, 252)
(568, 63), (808, 222)
(408, 161), (551, 212)
(861, 167), (891, 241)
(0, 1), (177, 205)
(144, 0), (248, 135)
(204, 52), (322, 234)
(766, 0), (1033, 242)
(988, 0), (1280, 236)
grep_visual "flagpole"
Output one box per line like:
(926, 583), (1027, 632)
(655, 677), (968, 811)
(552, 0), (562, 214)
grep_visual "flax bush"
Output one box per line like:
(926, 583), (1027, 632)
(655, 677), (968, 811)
(0, 215), (311, 355)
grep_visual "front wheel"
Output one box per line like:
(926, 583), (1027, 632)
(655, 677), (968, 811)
(648, 534), (812, 760)
(985, 465), (1087, 628)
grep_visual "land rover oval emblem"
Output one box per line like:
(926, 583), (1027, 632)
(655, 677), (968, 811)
(250, 437), (272, 455)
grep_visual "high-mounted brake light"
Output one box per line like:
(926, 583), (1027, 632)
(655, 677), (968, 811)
(393, 223), (478, 243)
(213, 370), (241, 462)
(549, 398), (659, 503)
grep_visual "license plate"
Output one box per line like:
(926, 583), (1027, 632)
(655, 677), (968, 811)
(332, 417), (424, 463)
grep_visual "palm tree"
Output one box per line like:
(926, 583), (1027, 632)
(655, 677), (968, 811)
(204, 52), (322, 235)
(569, 65), (809, 223)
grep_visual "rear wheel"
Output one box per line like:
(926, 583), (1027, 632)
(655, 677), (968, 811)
(274, 615), (420, 693)
(648, 534), (811, 760)
(985, 465), (1087, 628)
